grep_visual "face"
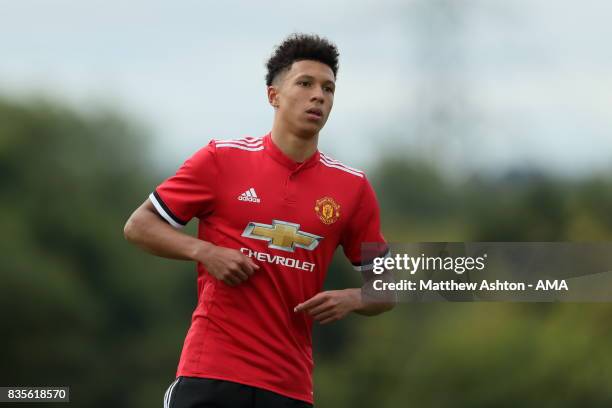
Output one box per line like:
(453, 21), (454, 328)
(268, 60), (336, 138)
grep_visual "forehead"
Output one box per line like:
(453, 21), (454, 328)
(285, 60), (335, 83)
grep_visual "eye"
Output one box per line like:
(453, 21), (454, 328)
(298, 80), (311, 87)
(324, 86), (335, 93)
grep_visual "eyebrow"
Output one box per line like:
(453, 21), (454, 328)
(296, 74), (335, 85)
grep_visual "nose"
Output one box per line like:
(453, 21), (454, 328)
(310, 88), (324, 104)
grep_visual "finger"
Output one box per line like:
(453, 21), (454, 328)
(224, 272), (241, 286)
(247, 258), (260, 270)
(312, 310), (335, 322)
(319, 315), (338, 325)
(298, 296), (326, 312)
(238, 258), (255, 276)
(231, 267), (250, 282)
(294, 293), (327, 312)
(306, 302), (332, 316)
(237, 252), (259, 272)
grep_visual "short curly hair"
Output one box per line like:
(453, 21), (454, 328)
(265, 33), (339, 86)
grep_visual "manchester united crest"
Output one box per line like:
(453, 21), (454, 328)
(315, 197), (340, 225)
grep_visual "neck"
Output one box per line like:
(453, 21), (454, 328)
(270, 121), (319, 163)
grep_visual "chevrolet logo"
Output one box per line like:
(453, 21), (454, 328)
(242, 220), (323, 252)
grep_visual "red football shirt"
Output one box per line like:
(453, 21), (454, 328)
(150, 133), (386, 403)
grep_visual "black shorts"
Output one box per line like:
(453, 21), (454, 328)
(163, 376), (313, 408)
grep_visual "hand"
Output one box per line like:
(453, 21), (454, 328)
(194, 242), (259, 287)
(294, 289), (361, 324)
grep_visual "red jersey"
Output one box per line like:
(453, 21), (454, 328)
(150, 133), (386, 403)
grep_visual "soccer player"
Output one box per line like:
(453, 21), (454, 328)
(124, 33), (394, 408)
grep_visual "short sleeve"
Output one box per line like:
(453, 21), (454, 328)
(149, 140), (218, 228)
(340, 177), (389, 271)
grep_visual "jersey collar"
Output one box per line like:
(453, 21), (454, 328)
(263, 132), (320, 172)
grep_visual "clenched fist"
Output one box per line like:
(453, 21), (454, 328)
(195, 243), (259, 287)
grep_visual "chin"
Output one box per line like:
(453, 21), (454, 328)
(293, 123), (323, 139)
(296, 127), (321, 139)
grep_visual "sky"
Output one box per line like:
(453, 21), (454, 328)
(1, 0), (611, 177)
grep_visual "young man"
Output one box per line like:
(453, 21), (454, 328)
(124, 33), (393, 408)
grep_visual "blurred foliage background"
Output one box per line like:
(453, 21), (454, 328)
(2, 95), (612, 408)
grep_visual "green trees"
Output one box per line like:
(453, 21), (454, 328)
(2, 95), (611, 407)
(0, 97), (194, 406)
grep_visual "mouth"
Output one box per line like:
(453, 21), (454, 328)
(305, 108), (323, 120)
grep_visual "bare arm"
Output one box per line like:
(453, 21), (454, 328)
(352, 289), (396, 316)
(124, 199), (205, 260)
(123, 199), (259, 286)
(354, 269), (397, 315)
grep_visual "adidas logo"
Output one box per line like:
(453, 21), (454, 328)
(238, 187), (261, 203)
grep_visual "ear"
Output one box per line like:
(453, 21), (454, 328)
(267, 85), (279, 108)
